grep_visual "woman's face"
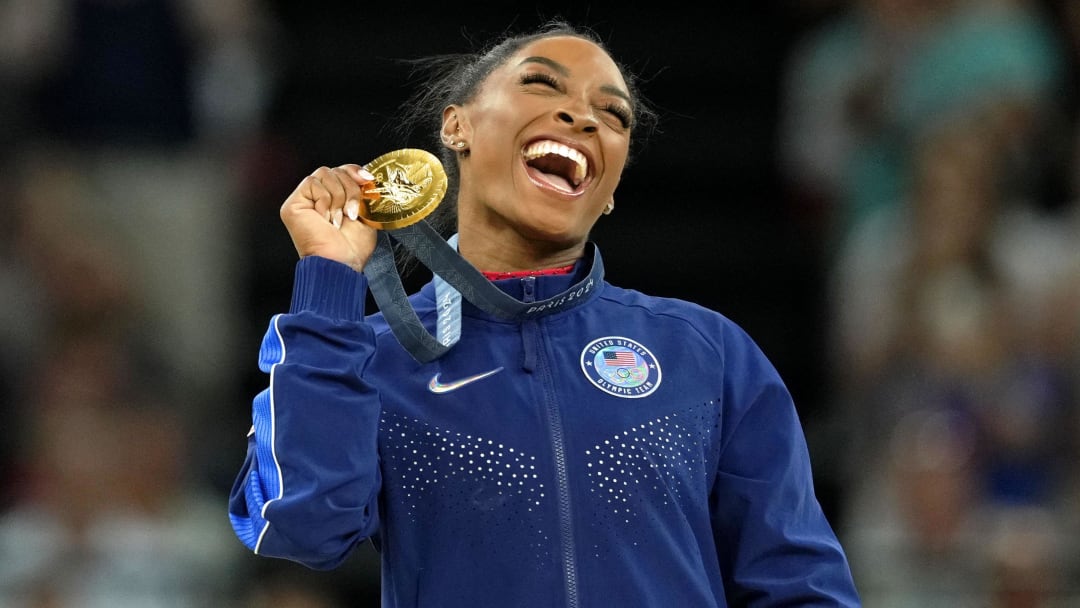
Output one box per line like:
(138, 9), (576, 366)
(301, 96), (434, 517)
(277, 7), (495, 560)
(452, 35), (632, 248)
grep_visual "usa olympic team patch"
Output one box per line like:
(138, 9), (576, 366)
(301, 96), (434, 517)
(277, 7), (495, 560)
(579, 336), (661, 398)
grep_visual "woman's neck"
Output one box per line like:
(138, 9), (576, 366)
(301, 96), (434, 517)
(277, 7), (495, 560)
(457, 226), (585, 274)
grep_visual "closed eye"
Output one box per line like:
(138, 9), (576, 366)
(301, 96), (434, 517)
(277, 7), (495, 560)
(602, 103), (632, 129)
(520, 72), (632, 129)
(520, 72), (559, 88)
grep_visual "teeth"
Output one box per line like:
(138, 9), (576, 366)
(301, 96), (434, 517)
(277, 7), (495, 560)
(523, 140), (587, 185)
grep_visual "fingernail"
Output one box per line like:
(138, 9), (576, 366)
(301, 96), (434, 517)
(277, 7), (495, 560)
(358, 168), (375, 181)
(332, 208), (343, 229)
(345, 199), (359, 221)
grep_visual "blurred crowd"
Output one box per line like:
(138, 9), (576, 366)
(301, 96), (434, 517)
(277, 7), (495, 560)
(0, 0), (1076, 606)
(0, 0), (377, 605)
(781, 0), (1080, 605)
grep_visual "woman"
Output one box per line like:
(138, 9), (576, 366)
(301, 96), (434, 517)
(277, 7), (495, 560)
(228, 19), (861, 607)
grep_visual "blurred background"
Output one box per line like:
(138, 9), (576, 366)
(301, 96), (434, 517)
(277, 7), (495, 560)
(0, 0), (1076, 606)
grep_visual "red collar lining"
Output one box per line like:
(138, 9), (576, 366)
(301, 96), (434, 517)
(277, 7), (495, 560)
(481, 263), (575, 281)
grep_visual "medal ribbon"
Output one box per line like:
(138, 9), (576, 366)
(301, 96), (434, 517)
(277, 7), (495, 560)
(364, 221), (604, 363)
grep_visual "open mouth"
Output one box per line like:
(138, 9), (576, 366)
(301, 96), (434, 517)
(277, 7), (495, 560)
(522, 140), (589, 194)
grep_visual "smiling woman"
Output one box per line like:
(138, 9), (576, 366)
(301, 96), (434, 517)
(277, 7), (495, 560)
(227, 18), (861, 608)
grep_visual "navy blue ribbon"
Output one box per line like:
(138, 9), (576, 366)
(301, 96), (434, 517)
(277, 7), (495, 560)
(364, 220), (603, 363)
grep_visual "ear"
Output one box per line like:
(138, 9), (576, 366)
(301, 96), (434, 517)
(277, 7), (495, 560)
(441, 105), (464, 151)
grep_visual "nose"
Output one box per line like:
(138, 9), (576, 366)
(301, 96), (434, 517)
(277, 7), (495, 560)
(556, 109), (599, 133)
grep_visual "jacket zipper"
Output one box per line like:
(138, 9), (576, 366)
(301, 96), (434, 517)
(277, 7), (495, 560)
(522, 277), (579, 608)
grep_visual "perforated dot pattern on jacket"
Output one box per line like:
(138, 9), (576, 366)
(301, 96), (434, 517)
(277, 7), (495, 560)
(583, 401), (720, 535)
(378, 401), (721, 562)
(379, 412), (553, 560)
(380, 411), (547, 512)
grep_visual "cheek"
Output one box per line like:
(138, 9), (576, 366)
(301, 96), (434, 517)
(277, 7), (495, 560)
(597, 150), (628, 193)
(468, 143), (518, 196)
(465, 110), (521, 178)
(466, 93), (520, 142)
(601, 130), (630, 168)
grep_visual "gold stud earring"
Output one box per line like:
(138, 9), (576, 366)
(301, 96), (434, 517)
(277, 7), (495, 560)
(603, 202), (614, 215)
(456, 141), (465, 149)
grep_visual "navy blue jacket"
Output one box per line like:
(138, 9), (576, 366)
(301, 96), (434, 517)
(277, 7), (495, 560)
(229, 248), (860, 607)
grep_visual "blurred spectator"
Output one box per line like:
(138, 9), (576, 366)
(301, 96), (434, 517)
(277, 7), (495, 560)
(778, 0), (1068, 247)
(0, 209), (248, 607)
(844, 408), (987, 607)
(828, 112), (1080, 604)
(0, 0), (291, 604)
(0, 0), (279, 146)
(0, 0), (282, 424)
(1058, 0), (1080, 202)
(0, 345), (248, 607)
(239, 556), (382, 608)
(0, 148), (147, 510)
(987, 507), (1067, 608)
(780, 1), (1080, 601)
(32, 0), (196, 146)
(243, 578), (343, 608)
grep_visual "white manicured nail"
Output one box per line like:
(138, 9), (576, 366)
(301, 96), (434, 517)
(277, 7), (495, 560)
(345, 199), (359, 221)
(332, 208), (343, 229)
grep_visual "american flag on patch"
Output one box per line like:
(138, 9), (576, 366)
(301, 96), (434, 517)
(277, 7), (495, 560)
(603, 350), (637, 366)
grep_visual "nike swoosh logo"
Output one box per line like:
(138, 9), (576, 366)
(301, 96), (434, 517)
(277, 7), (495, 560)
(428, 367), (504, 394)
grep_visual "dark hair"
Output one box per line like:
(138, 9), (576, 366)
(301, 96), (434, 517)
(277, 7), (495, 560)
(389, 18), (659, 273)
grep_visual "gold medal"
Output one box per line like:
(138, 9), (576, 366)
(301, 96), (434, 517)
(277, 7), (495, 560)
(359, 148), (447, 230)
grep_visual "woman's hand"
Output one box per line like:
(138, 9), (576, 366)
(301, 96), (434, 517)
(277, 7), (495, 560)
(280, 164), (378, 272)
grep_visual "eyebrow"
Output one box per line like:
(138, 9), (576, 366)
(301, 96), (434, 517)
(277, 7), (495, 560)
(518, 56), (632, 104)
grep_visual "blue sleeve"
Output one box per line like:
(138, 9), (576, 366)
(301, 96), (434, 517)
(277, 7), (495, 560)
(228, 255), (382, 570)
(710, 322), (861, 606)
